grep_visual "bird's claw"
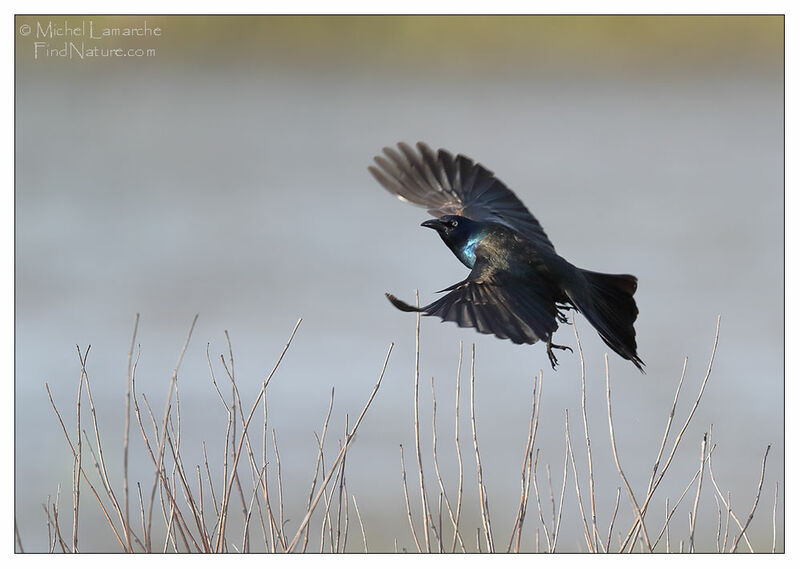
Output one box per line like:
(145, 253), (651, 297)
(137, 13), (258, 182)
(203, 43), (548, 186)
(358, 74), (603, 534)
(546, 339), (573, 370)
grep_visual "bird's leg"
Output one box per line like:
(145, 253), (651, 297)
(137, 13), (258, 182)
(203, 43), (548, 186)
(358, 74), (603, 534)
(546, 337), (573, 369)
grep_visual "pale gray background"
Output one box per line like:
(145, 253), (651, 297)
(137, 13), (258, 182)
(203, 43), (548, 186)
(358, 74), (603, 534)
(15, 16), (783, 551)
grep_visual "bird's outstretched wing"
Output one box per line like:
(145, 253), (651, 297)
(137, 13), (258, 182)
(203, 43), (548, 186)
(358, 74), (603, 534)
(369, 141), (555, 251)
(386, 256), (560, 345)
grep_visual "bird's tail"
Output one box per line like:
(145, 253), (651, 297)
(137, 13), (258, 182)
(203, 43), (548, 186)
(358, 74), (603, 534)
(566, 269), (645, 372)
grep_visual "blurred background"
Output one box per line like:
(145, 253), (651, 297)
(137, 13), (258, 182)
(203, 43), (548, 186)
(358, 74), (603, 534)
(15, 15), (783, 552)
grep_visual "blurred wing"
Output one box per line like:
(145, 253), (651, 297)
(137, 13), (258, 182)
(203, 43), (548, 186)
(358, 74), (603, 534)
(387, 257), (560, 345)
(369, 141), (555, 251)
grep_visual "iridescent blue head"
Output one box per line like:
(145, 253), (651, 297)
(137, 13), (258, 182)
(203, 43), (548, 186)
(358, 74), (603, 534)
(421, 215), (486, 268)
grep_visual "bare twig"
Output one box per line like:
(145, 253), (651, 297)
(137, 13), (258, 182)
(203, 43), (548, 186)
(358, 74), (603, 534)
(452, 341), (465, 553)
(399, 444), (422, 552)
(723, 491), (732, 551)
(573, 319), (600, 551)
(220, 331), (251, 552)
(688, 433), (708, 552)
(547, 464), (556, 540)
(216, 318), (300, 551)
(119, 314), (140, 553)
(352, 495), (368, 553)
(48, 487), (68, 553)
(412, 291), (432, 552)
(136, 483), (146, 550)
(45, 382), (125, 550)
(14, 519), (24, 553)
(470, 344), (494, 552)
(605, 487), (621, 553)
(241, 466), (267, 553)
(565, 410), (594, 552)
(651, 443), (717, 550)
(730, 445), (771, 552)
(622, 315), (721, 551)
(285, 343), (392, 552)
(271, 429), (286, 548)
(665, 498), (671, 552)
(43, 496), (53, 553)
(303, 388), (335, 552)
(507, 372), (541, 553)
(708, 448), (755, 552)
(72, 345), (89, 553)
(334, 417), (350, 552)
(551, 415), (569, 551)
(430, 376), (464, 552)
(713, 492), (723, 552)
(82, 343), (138, 551)
(772, 482), (779, 553)
(531, 449), (553, 552)
(147, 315), (198, 549)
(605, 354), (652, 552)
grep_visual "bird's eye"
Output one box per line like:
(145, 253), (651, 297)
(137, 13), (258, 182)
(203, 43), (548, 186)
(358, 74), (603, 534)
(450, 219), (458, 228)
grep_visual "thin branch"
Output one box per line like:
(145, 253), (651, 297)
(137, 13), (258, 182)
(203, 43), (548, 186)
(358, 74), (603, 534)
(303, 388), (335, 552)
(565, 410), (594, 552)
(531, 449), (553, 552)
(241, 466), (267, 553)
(412, 291), (432, 552)
(622, 315), (721, 551)
(147, 315), (199, 549)
(399, 444), (422, 552)
(547, 464), (556, 541)
(122, 313), (140, 552)
(551, 416), (569, 552)
(772, 482), (779, 553)
(285, 342), (392, 552)
(352, 495), (368, 553)
(45, 383), (125, 550)
(650, 443), (717, 549)
(136, 483), (146, 551)
(605, 487), (621, 553)
(507, 372), (541, 553)
(688, 433), (708, 552)
(452, 341), (465, 553)
(81, 344), (132, 550)
(730, 445), (771, 552)
(215, 318), (301, 551)
(605, 354), (652, 552)
(272, 429), (286, 549)
(430, 376), (464, 552)
(14, 519), (24, 553)
(72, 345), (90, 553)
(573, 319), (600, 551)
(470, 344), (494, 552)
(707, 445), (755, 552)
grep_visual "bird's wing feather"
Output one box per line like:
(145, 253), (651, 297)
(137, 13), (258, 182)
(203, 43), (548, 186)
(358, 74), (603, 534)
(387, 256), (560, 345)
(369, 141), (555, 251)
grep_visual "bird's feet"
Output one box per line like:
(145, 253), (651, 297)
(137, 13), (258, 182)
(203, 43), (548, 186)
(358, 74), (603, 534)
(555, 306), (574, 324)
(546, 339), (573, 370)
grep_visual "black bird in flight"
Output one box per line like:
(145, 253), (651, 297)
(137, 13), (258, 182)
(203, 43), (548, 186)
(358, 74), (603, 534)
(369, 142), (644, 372)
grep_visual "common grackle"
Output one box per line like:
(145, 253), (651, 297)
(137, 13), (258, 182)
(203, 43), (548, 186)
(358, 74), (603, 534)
(369, 142), (644, 372)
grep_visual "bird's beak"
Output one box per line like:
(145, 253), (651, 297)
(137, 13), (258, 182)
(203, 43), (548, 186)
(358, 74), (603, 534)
(421, 218), (444, 231)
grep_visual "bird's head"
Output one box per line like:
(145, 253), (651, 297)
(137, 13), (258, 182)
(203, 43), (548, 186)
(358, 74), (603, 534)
(421, 215), (483, 267)
(421, 215), (474, 240)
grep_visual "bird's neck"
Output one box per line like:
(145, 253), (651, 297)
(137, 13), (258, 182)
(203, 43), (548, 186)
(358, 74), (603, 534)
(445, 231), (484, 268)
